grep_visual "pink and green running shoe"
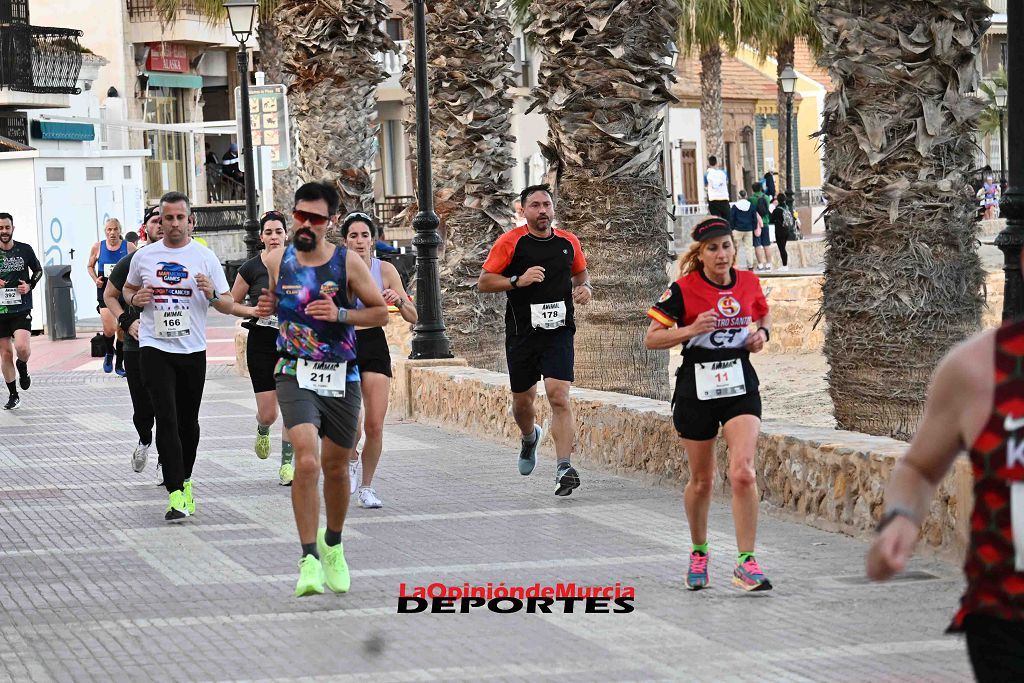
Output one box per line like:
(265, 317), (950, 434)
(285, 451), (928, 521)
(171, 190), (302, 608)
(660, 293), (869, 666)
(732, 555), (773, 592)
(685, 550), (709, 590)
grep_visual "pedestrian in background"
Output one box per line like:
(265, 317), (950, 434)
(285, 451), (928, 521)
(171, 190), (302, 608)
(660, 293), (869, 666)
(728, 190), (759, 271)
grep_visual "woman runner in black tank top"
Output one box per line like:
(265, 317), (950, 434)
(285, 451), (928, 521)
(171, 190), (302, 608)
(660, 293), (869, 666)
(226, 212), (295, 485)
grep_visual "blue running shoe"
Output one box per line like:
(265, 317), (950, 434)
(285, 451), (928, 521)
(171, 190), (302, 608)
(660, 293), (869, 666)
(518, 425), (542, 475)
(685, 551), (709, 590)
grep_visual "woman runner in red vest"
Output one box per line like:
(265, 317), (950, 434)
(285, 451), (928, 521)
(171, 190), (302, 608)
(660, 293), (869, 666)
(645, 216), (773, 592)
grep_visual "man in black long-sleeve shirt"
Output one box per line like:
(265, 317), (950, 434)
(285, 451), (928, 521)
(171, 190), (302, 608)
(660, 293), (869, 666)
(0, 213), (42, 409)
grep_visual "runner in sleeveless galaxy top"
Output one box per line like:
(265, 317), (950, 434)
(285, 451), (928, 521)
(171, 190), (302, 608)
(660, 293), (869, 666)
(868, 299), (1024, 680)
(227, 211), (295, 484)
(254, 182), (388, 597)
(645, 216), (773, 592)
(342, 211), (416, 509)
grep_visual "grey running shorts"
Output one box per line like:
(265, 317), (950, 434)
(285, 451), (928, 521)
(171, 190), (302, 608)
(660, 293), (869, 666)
(275, 373), (362, 448)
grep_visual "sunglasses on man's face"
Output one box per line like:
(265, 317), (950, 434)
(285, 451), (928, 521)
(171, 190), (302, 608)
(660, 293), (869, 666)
(292, 210), (331, 227)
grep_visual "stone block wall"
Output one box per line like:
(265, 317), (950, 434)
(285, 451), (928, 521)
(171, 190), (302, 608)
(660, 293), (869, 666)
(394, 361), (972, 557)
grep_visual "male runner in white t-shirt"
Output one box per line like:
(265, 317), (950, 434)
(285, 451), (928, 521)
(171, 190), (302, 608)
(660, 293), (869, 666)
(111, 192), (234, 522)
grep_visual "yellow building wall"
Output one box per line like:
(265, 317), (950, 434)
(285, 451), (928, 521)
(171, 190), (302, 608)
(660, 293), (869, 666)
(735, 47), (825, 189)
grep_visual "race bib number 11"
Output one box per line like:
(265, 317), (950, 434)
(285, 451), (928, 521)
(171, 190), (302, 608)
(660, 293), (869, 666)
(694, 358), (747, 401)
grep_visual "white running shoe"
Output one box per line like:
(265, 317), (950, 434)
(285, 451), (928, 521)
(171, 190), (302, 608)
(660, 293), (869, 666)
(778, 265), (789, 272)
(357, 486), (383, 509)
(349, 458), (361, 495)
(131, 441), (150, 473)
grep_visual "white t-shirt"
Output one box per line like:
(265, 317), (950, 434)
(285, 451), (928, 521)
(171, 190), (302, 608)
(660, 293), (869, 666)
(126, 239), (230, 354)
(705, 167), (729, 201)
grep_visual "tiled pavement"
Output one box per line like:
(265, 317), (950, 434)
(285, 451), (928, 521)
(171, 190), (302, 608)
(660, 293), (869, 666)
(0, 331), (973, 682)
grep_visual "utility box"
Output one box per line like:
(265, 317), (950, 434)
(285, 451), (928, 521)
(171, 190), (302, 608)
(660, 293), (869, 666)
(44, 264), (75, 341)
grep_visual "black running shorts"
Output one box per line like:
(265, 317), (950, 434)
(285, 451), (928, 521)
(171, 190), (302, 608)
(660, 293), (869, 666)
(505, 328), (574, 394)
(964, 614), (1024, 683)
(246, 326), (279, 394)
(0, 313), (31, 338)
(673, 387), (762, 441)
(355, 326), (392, 378)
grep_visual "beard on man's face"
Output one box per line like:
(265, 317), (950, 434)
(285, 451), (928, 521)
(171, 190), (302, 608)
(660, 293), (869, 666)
(294, 227), (318, 252)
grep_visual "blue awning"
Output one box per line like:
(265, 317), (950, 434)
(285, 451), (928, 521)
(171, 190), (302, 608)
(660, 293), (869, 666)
(144, 71), (203, 89)
(30, 120), (95, 141)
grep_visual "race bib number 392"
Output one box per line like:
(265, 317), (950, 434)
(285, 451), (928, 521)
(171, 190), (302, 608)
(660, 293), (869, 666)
(0, 288), (20, 306)
(154, 309), (192, 338)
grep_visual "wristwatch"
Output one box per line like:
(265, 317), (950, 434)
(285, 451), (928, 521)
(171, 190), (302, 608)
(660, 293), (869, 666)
(509, 275), (520, 289)
(876, 506), (919, 533)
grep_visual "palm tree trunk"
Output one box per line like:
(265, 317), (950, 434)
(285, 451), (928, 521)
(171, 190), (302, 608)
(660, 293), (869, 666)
(814, 0), (989, 439)
(405, 0), (517, 371)
(277, 0), (395, 218)
(700, 43), (724, 164)
(257, 15), (300, 212)
(529, 0), (679, 400)
(775, 38), (794, 193)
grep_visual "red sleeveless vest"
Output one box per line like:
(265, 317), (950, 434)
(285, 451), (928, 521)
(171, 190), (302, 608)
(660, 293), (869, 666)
(951, 319), (1024, 630)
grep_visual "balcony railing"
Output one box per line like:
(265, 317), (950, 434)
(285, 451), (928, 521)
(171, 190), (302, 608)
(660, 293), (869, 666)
(126, 0), (202, 21)
(193, 203), (246, 232)
(0, 0), (29, 24)
(0, 24), (82, 95)
(376, 40), (408, 77)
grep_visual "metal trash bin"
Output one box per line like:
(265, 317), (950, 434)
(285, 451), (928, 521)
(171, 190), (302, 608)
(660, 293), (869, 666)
(223, 258), (246, 286)
(44, 264), (75, 341)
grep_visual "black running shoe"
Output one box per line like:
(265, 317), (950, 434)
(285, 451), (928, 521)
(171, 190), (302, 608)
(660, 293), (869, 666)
(554, 463), (580, 497)
(15, 360), (29, 391)
(3, 394), (19, 410)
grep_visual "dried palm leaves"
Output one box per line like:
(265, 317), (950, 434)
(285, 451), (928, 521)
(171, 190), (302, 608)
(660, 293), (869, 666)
(403, 0), (518, 371)
(814, 0), (990, 439)
(278, 0), (395, 215)
(528, 0), (679, 399)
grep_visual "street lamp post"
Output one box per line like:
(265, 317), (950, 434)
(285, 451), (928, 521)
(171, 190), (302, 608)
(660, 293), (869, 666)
(996, 0), (1023, 321)
(408, 0), (452, 359)
(662, 43), (679, 241)
(779, 64), (797, 210)
(224, 0), (260, 259)
(996, 87), (1007, 190)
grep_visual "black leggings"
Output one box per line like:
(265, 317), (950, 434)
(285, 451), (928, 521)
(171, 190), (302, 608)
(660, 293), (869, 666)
(123, 349), (155, 447)
(140, 347), (206, 494)
(775, 221), (789, 267)
(964, 614), (1024, 682)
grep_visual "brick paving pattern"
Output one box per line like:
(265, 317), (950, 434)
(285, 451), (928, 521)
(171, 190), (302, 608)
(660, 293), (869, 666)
(0, 332), (972, 681)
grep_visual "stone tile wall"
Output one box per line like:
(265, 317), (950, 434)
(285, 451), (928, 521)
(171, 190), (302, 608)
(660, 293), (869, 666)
(393, 360), (972, 558)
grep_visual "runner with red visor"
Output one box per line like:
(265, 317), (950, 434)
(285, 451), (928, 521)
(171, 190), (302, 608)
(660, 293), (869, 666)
(645, 215), (773, 592)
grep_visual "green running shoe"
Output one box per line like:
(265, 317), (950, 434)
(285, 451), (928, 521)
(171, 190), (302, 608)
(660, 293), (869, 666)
(255, 431), (271, 460)
(183, 480), (196, 515)
(294, 554), (324, 597)
(317, 528), (351, 593)
(278, 462), (294, 486)
(165, 490), (190, 523)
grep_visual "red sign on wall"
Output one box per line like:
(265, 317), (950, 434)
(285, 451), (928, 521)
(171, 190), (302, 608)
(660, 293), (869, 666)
(146, 43), (188, 73)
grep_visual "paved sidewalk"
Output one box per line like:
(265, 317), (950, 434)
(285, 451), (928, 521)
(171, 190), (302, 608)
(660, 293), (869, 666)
(0, 364), (972, 682)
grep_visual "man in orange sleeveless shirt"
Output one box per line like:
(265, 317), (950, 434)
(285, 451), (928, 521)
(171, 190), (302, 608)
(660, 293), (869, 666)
(867, 309), (1024, 680)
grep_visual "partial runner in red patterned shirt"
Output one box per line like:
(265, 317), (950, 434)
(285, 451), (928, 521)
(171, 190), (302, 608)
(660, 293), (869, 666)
(867, 310), (1024, 681)
(644, 216), (773, 593)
